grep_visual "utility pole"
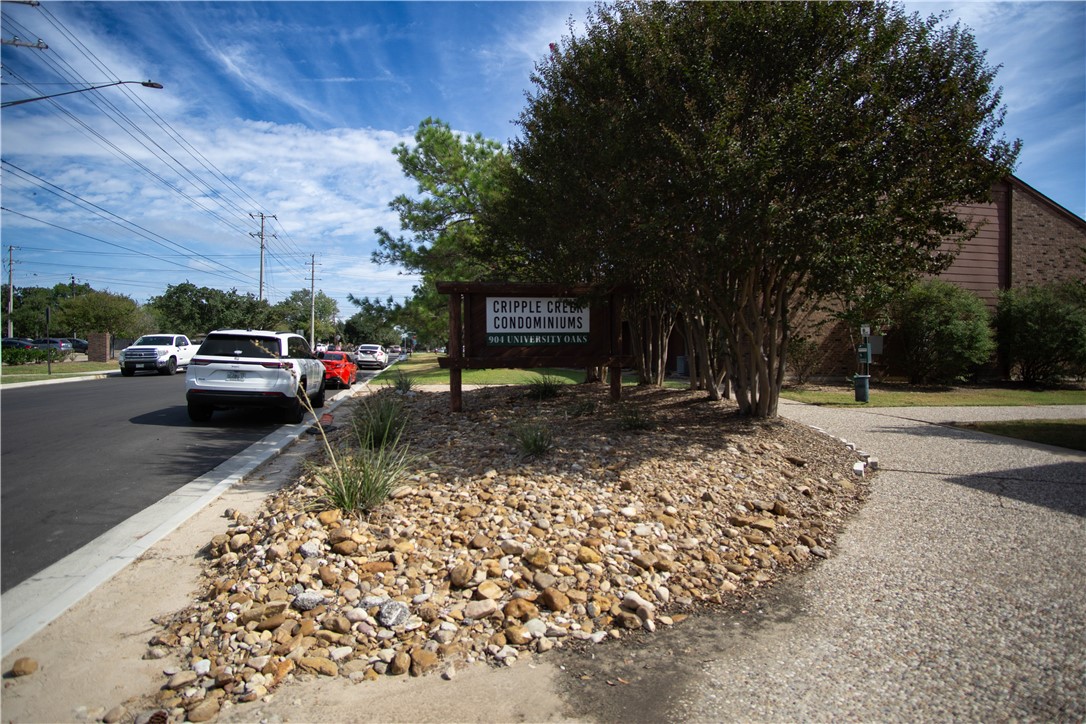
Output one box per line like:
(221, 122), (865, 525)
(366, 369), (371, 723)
(309, 254), (317, 348)
(249, 212), (277, 301)
(6, 246), (14, 338)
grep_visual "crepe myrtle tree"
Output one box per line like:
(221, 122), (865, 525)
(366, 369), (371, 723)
(494, 0), (1018, 417)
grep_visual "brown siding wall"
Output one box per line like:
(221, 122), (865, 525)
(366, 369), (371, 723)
(938, 185), (1007, 307)
(1010, 187), (1086, 289)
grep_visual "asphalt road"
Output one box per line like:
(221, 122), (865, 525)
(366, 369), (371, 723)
(0, 372), (290, 592)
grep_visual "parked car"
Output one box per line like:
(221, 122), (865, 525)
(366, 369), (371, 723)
(355, 344), (388, 369)
(2, 337), (35, 350)
(319, 350), (358, 389)
(32, 338), (74, 353)
(118, 334), (198, 376)
(185, 329), (325, 423)
(388, 345), (402, 356)
(63, 337), (89, 353)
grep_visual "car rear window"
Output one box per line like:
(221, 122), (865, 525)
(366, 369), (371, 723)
(198, 334), (281, 359)
(324, 352), (346, 361)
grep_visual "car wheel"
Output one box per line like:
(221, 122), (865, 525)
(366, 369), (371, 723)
(187, 402), (213, 422)
(283, 396), (305, 424)
(121, 368), (135, 377)
(159, 357), (177, 375)
(312, 378), (326, 408)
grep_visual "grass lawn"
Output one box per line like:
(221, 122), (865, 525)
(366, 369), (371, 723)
(780, 383), (1085, 408)
(382, 353), (676, 387)
(780, 380), (1084, 452)
(0, 360), (117, 384)
(950, 419), (1086, 452)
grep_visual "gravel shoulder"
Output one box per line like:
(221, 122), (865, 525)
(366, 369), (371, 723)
(1, 383), (869, 723)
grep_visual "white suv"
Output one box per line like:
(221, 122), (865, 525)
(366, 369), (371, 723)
(185, 330), (326, 423)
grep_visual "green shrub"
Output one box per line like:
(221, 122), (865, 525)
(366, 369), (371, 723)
(1, 348), (45, 366)
(891, 280), (995, 384)
(510, 422), (554, 457)
(526, 373), (563, 400)
(0, 347), (67, 366)
(996, 281), (1086, 383)
(352, 395), (407, 449)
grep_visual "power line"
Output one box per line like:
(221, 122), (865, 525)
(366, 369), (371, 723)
(1, 163), (259, 283)
(3, 4), (314, 290)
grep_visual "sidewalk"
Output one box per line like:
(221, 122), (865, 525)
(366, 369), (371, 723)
(668, 401), (1086, 722)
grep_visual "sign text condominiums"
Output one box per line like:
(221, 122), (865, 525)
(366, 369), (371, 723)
(486, 297), (590, 345)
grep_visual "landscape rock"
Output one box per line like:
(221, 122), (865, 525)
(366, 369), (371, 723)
(137, 385), (868, 711)
(9, 657), (38, 677)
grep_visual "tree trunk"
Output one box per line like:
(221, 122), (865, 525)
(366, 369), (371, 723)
(679, 308), (736, 402)
(716, 268), (791, 418)
(627, 303), (674, 386)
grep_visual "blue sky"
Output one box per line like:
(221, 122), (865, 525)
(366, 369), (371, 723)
(2, 1), (1083, 323)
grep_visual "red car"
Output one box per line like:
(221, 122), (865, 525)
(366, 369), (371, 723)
(319, 350), (358, 389)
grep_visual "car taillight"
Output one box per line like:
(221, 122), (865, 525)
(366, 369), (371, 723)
(191, 357), (212, 366)
(260, 361), (294, 369)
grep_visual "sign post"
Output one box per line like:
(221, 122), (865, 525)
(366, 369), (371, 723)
(855, 323), (871, 402)
(45, 305), (53, 376)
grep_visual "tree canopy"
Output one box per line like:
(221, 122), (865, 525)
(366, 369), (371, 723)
(147, 282), (281, 338)
(493, 0), (1019, 416)
(59, 290), (142, 339)
(347, 280), (450, 350)
(372, 117), (518, 283)
(272, 289), (340, 343)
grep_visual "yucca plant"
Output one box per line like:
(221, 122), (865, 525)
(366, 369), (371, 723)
(352, 394), (407, 449)
(510, 421), (554, 458)
(387, 370), (416, 394)
(308, 431), (419, 512)
(526, 373), (563, 400)
(298, 384), (420, 513)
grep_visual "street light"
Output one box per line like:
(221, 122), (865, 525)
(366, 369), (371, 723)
(1, 80), (163, 108)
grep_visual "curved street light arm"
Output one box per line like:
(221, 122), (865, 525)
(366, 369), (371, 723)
(1, 80), (163, 108)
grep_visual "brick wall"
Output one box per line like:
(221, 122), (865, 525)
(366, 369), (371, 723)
(1010, 186), (1086, 289)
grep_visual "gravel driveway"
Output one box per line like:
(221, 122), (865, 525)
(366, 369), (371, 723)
(561, 401), (1086, 722)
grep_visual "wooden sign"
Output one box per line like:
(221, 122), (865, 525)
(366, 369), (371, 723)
(436, 282), (629, 411)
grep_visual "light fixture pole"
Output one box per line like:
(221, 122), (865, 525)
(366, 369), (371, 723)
(1, 80), (163, 108)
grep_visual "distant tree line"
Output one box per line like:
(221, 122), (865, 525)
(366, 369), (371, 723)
(1, 281), (420, 350)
